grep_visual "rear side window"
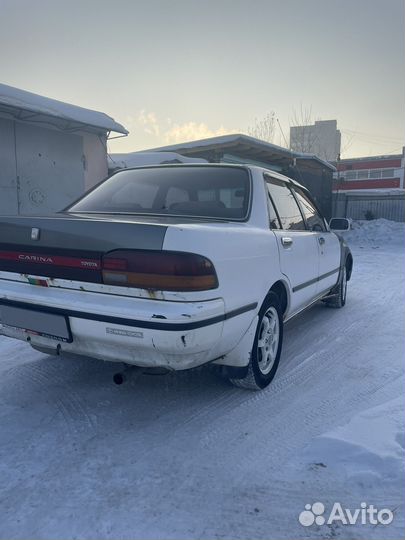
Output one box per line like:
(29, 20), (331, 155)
(68, 166), (250, 221)
(265, 177), (306, 230)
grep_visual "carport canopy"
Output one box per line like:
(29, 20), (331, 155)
(0, 83), (128, 136)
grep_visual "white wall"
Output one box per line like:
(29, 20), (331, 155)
(82, 132), (108, 190)
(0, 117), (19, 214)
(0, 116), (108, 215)
(14, 121), (85, 214)
(290, 120), (341, 161)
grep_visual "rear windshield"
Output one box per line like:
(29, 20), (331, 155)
(67, 166), (250, 221)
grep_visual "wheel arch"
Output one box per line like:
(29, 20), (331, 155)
(265, 279), (290, 317)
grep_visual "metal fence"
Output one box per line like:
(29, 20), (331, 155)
(333, 193), (405, 222)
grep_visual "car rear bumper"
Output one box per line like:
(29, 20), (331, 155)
(0, 278), (255, 370)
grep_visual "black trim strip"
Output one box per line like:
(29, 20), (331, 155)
(0, 299), (257, 332)
(292, 268), (339, 293)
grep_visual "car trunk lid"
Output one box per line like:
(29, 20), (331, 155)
(0, 213), (167, 283)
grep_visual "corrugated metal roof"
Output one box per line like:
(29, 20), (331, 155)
(148, 133), (335, 171)
(0, 83), (128, 135)
(337, 154), (403, 163)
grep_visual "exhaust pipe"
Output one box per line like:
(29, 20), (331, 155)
(113, 365), (141, 385)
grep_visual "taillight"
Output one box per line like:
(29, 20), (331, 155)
(101, 250), (218, 291)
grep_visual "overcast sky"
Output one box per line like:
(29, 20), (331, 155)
(1, 0), (404, 157)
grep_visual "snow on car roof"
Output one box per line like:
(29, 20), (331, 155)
(0, 83), (128, 135)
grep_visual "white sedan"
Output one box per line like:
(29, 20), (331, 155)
(0, 164), (352, 390)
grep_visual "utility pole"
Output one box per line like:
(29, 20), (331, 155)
(276, 118), (289, 148)
(334, 153), (341, 217)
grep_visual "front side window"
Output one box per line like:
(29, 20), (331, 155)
(293, 187), (326, 232)
(265, 177), (306, 230)
(67, 166), (251, 221)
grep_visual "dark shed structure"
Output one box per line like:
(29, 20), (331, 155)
(147, 134), (335, 219)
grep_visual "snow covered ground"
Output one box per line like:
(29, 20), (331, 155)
(0, 219), (404, 539)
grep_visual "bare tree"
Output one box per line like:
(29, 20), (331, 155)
(247, 112), (276, 143)
(289, 105), (319, 154)
(289, 105), (348, 161)
(290, 104), (314, 128)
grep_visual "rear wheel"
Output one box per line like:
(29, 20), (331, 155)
(230, 292), (283, 390)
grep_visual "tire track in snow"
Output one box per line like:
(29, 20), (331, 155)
(165, 340), (337, 444)
(4, 358), (97, 435)
(197, 356), (403, 486)
(158, 252), (404, 483)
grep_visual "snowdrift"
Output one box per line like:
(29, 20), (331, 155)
(342, 218), (405, 248)
(300, 397), (405, 489)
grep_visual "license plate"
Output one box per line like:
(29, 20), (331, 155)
(0, 304), (72, 342)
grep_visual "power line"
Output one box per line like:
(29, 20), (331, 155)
(341, 128), (404, 143)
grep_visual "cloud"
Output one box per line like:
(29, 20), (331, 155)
(128, 110), (234, 146)
(164, 121), (231, 144)
(138, 109), (160, 137)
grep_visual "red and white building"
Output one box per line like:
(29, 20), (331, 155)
(333, 150), (404, 193)
(332, 149), (405, 221)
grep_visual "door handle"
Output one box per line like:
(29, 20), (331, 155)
(281, 237), (293, 247)
(318, 237), (325, 245)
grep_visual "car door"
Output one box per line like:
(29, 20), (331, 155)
(292, 186), (341, 295)
(265, 175), (320, 314)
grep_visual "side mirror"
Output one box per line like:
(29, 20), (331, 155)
(329, 218), (351, 231)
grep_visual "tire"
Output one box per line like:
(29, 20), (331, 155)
(230, 292), (283, 390)
(324, 265), (347, 308)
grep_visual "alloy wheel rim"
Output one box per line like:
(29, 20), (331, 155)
(257, 307), (279, 375)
